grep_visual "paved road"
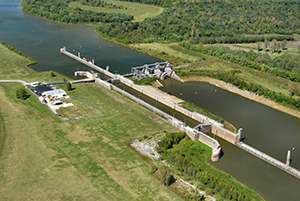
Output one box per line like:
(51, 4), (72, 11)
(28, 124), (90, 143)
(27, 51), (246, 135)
(0, 80), (28, 85)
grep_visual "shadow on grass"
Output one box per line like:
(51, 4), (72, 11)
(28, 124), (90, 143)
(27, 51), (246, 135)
(67, 87), (76, 91)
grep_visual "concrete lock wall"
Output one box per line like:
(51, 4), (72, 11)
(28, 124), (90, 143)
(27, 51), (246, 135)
(211, 125), (240, 144)
(117, 75), (222, 126)
(95, 79), (112, 90)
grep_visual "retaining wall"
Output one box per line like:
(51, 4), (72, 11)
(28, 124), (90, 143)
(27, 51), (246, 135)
(211, 124), (239, 144)
(95, 78), (113, 90)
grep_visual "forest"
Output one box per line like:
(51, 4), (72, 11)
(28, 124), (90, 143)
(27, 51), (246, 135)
(96, 0), (300, 44)
(22, 0), (300, 43)
(156, 132), (264, 200)
(21, 0), (133, 23)
(80, 0), (126, 9)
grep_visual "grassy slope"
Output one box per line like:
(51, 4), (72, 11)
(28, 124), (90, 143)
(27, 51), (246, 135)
(132, 43), (200, 63)
(69, 1), (163, 22)
(0, 44), (182, 200)
(0, 45), (68, 83)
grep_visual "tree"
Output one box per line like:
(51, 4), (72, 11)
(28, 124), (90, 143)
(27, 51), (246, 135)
(67, 82), (72, 91)
(16, 89), (21, 99)
(157, 166), (174, 186)
(271, 39), (277, 52)
(50, 71), (55, 77)
(256, 42), (262, 51)
(16, 88), (29, 100)
(281, 40), (287, 50)
(264, 40), (269, 51)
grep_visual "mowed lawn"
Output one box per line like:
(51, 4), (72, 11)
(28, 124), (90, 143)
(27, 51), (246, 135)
(0, 44), (181, 200)
(56, 97), (102, 120)
(69, 1), (163, 22)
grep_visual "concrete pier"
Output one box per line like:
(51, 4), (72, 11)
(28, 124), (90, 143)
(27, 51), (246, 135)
(60, 47), (115, 78)
(237, 143), (300, 179)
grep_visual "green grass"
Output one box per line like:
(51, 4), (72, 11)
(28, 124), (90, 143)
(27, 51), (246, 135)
(69, 1), (163, 22)
(0, 43), (182, 200)
(0, 83), (182, 200)
(56, 97), (102, 120)
(131, 43), (201, 65)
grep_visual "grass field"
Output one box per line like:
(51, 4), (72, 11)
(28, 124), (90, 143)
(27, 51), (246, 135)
(69, 1), (163, 22)
(131, 43), (200, 64)
(56, 96), (102, 120)
(0, 43), (183, 200)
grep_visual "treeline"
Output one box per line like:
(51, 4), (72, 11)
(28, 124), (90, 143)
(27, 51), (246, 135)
(180, 42), (300, 82)
(0, 41), (37, 66)
(177, 68), (300, 110)
(21, 0), (133, 23)
(118, 0), (173, 7)
(80, 0), (126, 9)
(23, 0), (300, 44)
(157, 132), (264, 200)
(190, 35), (294, 45)
(96, 0), (300, 44)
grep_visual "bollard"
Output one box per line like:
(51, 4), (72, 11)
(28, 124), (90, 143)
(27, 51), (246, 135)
(286, 150), (291, 166)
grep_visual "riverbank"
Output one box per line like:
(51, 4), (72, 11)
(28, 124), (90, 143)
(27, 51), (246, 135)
(183, 76), (300, 119)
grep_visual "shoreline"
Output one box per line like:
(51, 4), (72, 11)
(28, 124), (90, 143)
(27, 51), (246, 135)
(182, 76), (300, 119)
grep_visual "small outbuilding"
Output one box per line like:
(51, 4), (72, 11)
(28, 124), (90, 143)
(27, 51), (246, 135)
(30, 81), (39, 87)
(53, 100), (63, 105)
(42, 89), (68, 100)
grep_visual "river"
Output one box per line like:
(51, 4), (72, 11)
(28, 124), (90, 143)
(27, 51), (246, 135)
(1, 1), (299, 200)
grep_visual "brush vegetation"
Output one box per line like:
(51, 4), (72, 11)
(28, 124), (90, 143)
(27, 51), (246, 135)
(157, 133), (264, 201)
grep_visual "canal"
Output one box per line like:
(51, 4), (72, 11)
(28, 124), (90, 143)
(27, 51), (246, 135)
(1, 1), (299, 200)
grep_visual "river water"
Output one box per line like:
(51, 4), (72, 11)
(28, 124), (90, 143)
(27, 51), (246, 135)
(1, 1), (299, 200)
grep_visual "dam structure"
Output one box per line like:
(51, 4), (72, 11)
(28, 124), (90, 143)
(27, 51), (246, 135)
(60, 47), (300, 178)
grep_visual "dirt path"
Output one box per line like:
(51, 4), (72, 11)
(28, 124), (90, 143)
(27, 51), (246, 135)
(183, 76), (300, 119)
